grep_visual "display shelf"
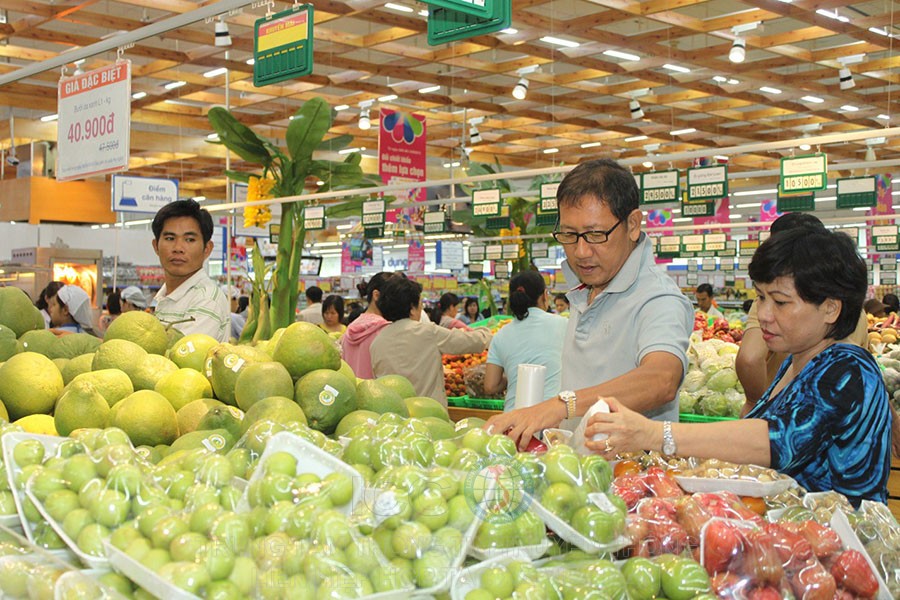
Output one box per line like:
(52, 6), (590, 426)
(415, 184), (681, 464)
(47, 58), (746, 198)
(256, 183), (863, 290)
(679, 413), (738, 423)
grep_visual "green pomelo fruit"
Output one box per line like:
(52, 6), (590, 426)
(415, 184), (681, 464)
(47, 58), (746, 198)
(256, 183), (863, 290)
(16, 329), (58, 357)
(169, 429), (235, 454)
(422, 417), (456, 440)
(0, 326), (18, 362)
(167, 334), (219, 373)
(376, 374), (417, 399)
(197, 406), (244, 438)
(0, 287), (44, 337)
(355, 380), (408, 417)
(111, 390), (179, 447)
(272, 322), (340, 380)
(334, 410), (380, 438)
(155, 368), (213, 411)
(54, 379), (110, 436)
(0, 352), (64, 421)
(295, 369), (356, 434)
(176, 399), (224, 435)
(104, 311), (168, 355)
(404, 397), (450, 421)
(52, 358), (69, 372)
(240, 397), (306, 435)
(337, 361), (356, 387)
(92, 339), (148, 385)
(205, 343), (270, 406)
(53, 333), (101, 360)
(131, 354), (178, 391)
(61, 354), (94, 385)
(234, 362), (294, 412)
(70, 369), (134, 408)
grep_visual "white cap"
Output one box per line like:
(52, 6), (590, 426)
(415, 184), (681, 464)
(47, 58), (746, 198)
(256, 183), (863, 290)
(56, 285), (93, 331)
(121, 286), (147, 308)
(221, 285), (240, 300)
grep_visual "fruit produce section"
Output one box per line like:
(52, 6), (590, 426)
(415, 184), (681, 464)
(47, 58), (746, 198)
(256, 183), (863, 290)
(0, 286), (897, 599)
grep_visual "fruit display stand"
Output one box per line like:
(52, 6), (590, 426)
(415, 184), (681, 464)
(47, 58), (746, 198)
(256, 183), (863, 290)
(889, 456), (900, 521)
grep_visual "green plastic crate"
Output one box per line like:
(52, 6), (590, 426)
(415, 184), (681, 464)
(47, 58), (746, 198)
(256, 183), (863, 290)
(470, 315), (513, 329)
(447, 395), (468, 407)
(679, 413), (738, 423)
(466, 397), (505, 410)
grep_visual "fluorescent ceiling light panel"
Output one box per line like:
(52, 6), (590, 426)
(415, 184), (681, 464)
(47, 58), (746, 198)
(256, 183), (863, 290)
(500, 28), (518, 34)
(206, 133), (219, 140)
(624, 135), (648, 142)
(164, 80), (186, 90)
(338, 147), (363, 154)
(663, 63), (690, 73)
(868, 27), (889, 36)
(816, 8), (849, 22)
(543, 148), (559, 154)
(385, 3), (413, 12)
(378, 94), (398, 102)
(40, 114), (58, 122)
(713, 75), (728, 82)
(759, 86), (782, 94)
(418, 85), (440, 94)
(733, 189), (776, 197)
(442, 162), (461, 168)
(840, 105), (859, 112)
(540, 36), (579, 48)
(670, 128), (696, 135)
(603, 50), (640, 61)
(735, 202), (762, 208)
(203, 67), (227, 78)
(246, 58), (255, 65)
(580, 142), (602, 148)
(802, 95), (824, 103)
(876, 114), (890, 121)
(132, 91), (147, 99)
(728, 79), (740, 85)
(334, 104), (349, 111)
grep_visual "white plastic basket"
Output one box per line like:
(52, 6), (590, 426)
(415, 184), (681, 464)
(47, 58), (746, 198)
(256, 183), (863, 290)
(450, 549), (532, 600)
(1, 432), (65, 542)
(104, 542), (200, 600)
(525, 491), (628, 555)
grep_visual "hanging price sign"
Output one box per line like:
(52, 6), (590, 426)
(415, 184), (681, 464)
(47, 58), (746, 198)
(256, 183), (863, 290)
(687, 165), (728, 201)
(836, 176), (876, 209)
(303, 205), (325, 230)
(641, 170), (680, 204)
(780, 154), (827, 193)
(472, 189), (501, 217)
(873, 225), (899, 252)
(423, 211), (446, 233)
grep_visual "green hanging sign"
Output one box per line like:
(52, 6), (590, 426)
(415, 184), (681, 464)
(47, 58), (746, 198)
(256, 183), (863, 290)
(873, 225), (899, 253)
(472, 188), (501, 218)
(362, 199), (386, 229)
(423, 211), (446, 234)
(427, 0), (511, 46)
(420, 0), (492, 18)
(641, 170), (680, 205)
(253, 5), (314, 87)
(777, 188), (815, 212)
(657, 235), (681, 259)
(836, 176), (877, 209)
(780, 153), (827, 194)
(303, 205), (325, 230)
(539, 183), (559, 213)
(687, 165), (728, 201)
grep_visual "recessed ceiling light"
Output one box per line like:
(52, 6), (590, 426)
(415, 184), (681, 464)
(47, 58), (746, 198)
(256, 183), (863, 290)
(246, 58), (255, 65)
(338, 147), (362, 154)
(663, 63), (690, 73)
(192, 196), (206, 202)
(334, 105), (349, 111)
(816, 8), (849, 22)
(418, 9), (428, 16)
(802, 95), (824, 103)
(642, 161), (654, 168)
(580, 142), (602, 148)
(868, 27), (889, 36)
(760, 86), (782, 94)
(876, 114), (890, 121)
(670, 128), (696, 136)
(164, 80), (186, 90)
(378, 94), (398, 102)
(543, 148), (559, 154)
(418, 85), (440, 94)
(203, 67), (227, 78)
(799, 143), (811, 151)
(840, 105), (859, 112)
(384, 3), (413, 12)
(603, 50), (640, 61)
(714, 155), (729, 162)
(40, 114), (58, 122)
(727, 79), (740, 85)
(206, 133), (219, 140)
(713, 75), (728, 82)
(624, 135), (648, 142)
(500, 28), (518, 34)
(540, 36), (579, 48)
(442, 162), (461, 168)
(132, 91), (147, 99)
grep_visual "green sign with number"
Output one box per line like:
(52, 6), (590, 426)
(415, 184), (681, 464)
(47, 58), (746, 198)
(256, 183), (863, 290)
(423, 211), (446, 234)
(777, 189), (815, 212)
(836, 176), (877, 209)
(780, 153), (827, 193)
(253, 5), (314, 87)
(427, 0), (510, 45)
(687, 165), (728, 201)
(641, 170), (680, 205)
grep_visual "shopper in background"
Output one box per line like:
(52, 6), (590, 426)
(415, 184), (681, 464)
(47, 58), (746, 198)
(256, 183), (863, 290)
(695, 283), (723, 320)
(231, 295), (249, 341)
(864, 298), (888, 319)
(151, 199), (230, 342)
(342, 273), (395, 379)
(553, 293), (570, 316)
(485, 158), (694, 449)
(120, 286), (147, 313)
(882, 293), (899, 314)
(737, 213), (869, 404)
(484, 271), (568, 411)
(48, 285), (96, 336)
(35, 281), (64, 329)
(97, 289), (122, 334)
(458, 298), (481, 325)
(431, 292), (468, 329)
(586, 227), (892, 507)
(371, 277), (492, 405)
(320, 294), (347, 338)
(298, 286), (324, 324)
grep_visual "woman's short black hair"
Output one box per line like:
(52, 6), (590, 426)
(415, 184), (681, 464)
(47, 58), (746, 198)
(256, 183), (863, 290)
(749, 227), (866, 340)
(322, 294), (345, 321)
(151, 199), (214, 244)
(36, 281), (64, 311)
(432, 292), (460, 324)
(106, 291), (122, 316)
(882, 293), (899, 314)
(377, 277), (422, 322)
(508, 271), (546, 321)
(365, 272), (395, 304)
(464, 297), (479, 316)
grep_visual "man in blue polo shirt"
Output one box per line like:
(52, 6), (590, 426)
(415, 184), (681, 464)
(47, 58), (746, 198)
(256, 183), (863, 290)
(486, 158), (694, 450)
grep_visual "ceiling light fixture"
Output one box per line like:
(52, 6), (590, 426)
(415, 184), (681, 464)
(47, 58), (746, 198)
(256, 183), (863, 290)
(246, 58), (255, 65)
(131, 91), (147, 99)
(760, 86), (782, 94)
(385, 2), (414, 12)
(40, 114), (58, 122)
(802, 95), (824, 103)
(729, 38), (746, 63)
(469, 123), (482, 145)
(816, 8), (849, 22)
(865, 148), (876, 162)
(164, 80), (186, 90)
(540, 36), (579, 48)
(624, 135), (648, 142)
(203, 67), (227, 78)
(214, 17), (231, 47)
(868, 27), (889, 36)
(338, 147), (364, 154)
(642, 160), (654, 168)
(206, 133), (219, 140)
(72, 60), (85, 76)
(629, 99), (644, 119)
(876, 114), (890, 121)
(727, 78), (740, 85)
(603, 49), (640, 61)
(442, 161), (461, 168)
(543, 148), (559, 154)
(663, 63), (690, 73)
(670, 128), (696, 136)
(418, 85), (440, 94)
(713, 75), (728, 83)
(500, 28), (518, 34)
(334, 104), (349, 111)
(840, 105), (859, 112)
(358, 100), (373, 131)
(838, 67), (855, 90)
(580, 141), (602, 148)
(512, 77), (529, 100)
(377, 94), (397, 102)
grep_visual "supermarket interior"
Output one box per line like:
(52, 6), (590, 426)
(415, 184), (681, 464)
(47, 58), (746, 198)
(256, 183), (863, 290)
(0, 0), (899, 597)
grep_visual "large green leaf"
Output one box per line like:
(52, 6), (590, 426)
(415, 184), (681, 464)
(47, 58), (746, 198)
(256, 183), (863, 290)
(286, 98), (332, 163)
(207, 107), (271, 166)
(310, 160), (363, 188)
(317, 134), (354, 153)
(224, 170), (252, 184)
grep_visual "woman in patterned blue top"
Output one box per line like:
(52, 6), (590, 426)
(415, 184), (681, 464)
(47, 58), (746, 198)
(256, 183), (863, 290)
(583, 227), (891, 507)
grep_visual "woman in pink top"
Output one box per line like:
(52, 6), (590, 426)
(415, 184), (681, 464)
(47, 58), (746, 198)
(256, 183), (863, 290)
(341, 272), (396, 379)
(432, 292), (469, 330)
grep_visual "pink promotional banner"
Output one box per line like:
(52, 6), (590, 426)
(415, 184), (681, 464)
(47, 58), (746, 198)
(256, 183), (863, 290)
(408, 234), (425, 273)
(647, 208), (674, 265)
(341, 235), (374, 274)
(693, 197), (731, 233)
(379, 108), (427, 227)
(866, 174), (894, 249)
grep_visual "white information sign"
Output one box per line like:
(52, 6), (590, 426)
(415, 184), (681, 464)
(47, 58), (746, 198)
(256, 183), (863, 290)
(111, 175), (178, 214)
(57, 61), (131, 181)
(436, 241), (464, 270)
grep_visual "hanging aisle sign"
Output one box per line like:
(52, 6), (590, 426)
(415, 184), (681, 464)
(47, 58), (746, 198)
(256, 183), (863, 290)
(540, 183), (559, 212)
(641, 170), (680, 205)
(687, 165), (728, 201)
(57, 61), (131, 181)
(472, 189), (501, 217)
(836, 176), (877, 209)
(468, 245), (485, 262)
(657, 235), (680, 258)
(253, 5), (314, 87)
(303, 205), (325, 230)
(531, 242), (549, 259)
(873, 225), (899, 252)
(780, 154), (827, 193)
(423, 211), (446, 233)
(777, 188), (815, 212)
(362, 199), (386, 238)
(427, 0), (511, 45)
(111, 175), (177, 214)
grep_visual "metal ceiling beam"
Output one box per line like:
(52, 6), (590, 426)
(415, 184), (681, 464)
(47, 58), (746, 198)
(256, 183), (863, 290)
(0, 0), (254, 87)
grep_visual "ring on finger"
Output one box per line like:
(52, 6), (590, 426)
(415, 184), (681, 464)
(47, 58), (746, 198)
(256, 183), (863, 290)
(604, 438), (612, 453)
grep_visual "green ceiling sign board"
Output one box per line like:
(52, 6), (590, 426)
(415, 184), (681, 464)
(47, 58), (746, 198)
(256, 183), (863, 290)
(641, 170), (680, 205)
(427, 0), (511, 45)
(421, 0), (492, 19)
(253, 5), (314, 87)
(303, 205), (325, 230)
(423, 211), (446, 233)
(681, 197), (716, 218)
(780, 153), (827, 194)
(777, 189), (815, 212)
(873, 225), (899, 252)
(485, 215), (511, 230)
(362, 199), (386, 229)
(836, 176), (877, 209)
(539, 183), (559, 213)
(687, 165), (728, 201)
(656, 235), (681, 259)
(472, 188), (501, 218)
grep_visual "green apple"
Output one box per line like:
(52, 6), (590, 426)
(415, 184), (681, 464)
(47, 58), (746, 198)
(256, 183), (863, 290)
(370, 562), (413, 593)
(109, 522), (143, 551)
(346, 536), (382, 575)
(413, 489), (449, 531)
(319, 573), (373, 599)
(226, 448), (252, 479)
(281, 540), (310, 577)
(515, 510), (547, 545)
(97, 427), (132, 448)
(28, 468), (67, 501)
(220, 486), (241, 511)
(264, 501), (294, 536)
(227, 555), (258, 596)
(43, 488), (80, 522)
(76, 523), (111, 557)
(160, 561), (211, 595)
(205, 580), (242, 600)
(540, 481), (581, 521)
(481, 565), (515, 598)
(461, 428), (490, 455)
(137, 504), (172, 538)
(106, 463), (143, 496)
(450, 448), (481, 471)
(301, 545), (346, 585)
(169, 531), (207, 562)
(543, 447), (583, 486)
(132, 486), (168, 517)
(13, 439), (45, 468)
(125, 537), (153, 562)
(585, 559), (629, 600)
(571, 505), (625, 544)
(64, 454), (97, 491)
(189, 502), (223, 534)
(323, 472), (353, 507)
(484, 434), (517, 458)
(446, 494), (475, 531)
(89, 488), (131, 528)
(413, 549), (451, 589)
(342, 438), (371, 466)
(474, 519), (518, 549)
(378, 491), (413, 529)
(392, 521), (432, 560)
(265, 451), (297, 476)
(97, 572), (133, 597)
(432, 526), (463, 556)
(32, 521), (67, 549)
(198, 455), (234, 488)
(373, 525), (396, 560)
(622, 557), (661, 600)
(150, 514), (190, 549)
(61, 508), (94, 540)
(660, 558), (711, 600)
(432, 440), (457, 467)
(313, 510), (353, 548)
(410, 436), (436, 467)
(260, 473), (294, 506)
(582, 455), (613, 492)
(210, 512), (251, 553)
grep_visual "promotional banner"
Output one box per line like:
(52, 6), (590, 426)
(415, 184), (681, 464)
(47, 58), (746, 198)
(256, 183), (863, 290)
(57, 61), (131, 181)
(341, 235), (374, 274)
(408, 234), (425, 273)
(693, 197), (731, 233)
(866, 174), (894, 250)
(379, 108), (427, 227)
(647, 208), (674, 265)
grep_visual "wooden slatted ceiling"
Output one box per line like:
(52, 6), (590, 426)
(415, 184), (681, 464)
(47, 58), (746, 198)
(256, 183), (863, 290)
(0, 0), (895, 200)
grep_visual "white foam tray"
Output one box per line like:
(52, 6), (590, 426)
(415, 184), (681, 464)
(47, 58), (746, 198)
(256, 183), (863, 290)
(1, 432), (66, 543)
(450, 549), (532, 600)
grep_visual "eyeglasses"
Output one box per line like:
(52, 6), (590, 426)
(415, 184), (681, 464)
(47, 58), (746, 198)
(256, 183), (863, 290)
(552, 219), (622, 245)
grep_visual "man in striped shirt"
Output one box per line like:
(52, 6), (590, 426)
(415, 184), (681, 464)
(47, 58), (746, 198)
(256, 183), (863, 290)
(151, 200), (230, 342)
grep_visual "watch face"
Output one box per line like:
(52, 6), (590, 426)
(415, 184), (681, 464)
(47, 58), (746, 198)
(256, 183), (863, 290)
(663, 442), (676, 455)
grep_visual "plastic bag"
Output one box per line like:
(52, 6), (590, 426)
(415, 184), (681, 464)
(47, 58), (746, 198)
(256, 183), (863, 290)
(464, 363), (504, 399)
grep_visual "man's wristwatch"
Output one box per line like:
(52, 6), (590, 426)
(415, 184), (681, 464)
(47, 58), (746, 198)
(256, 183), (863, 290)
(662, 421), (677, 456)
(558, 391), (577, 419)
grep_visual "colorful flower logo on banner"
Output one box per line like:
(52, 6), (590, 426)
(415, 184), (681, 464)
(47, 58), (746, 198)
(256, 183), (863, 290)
(760, 199), (781, 222)
(647, 209), (673, 227)
(382, 110), (425, 144)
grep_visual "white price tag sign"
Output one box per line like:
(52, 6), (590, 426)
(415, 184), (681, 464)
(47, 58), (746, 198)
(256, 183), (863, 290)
(57, 61), (131, 181)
